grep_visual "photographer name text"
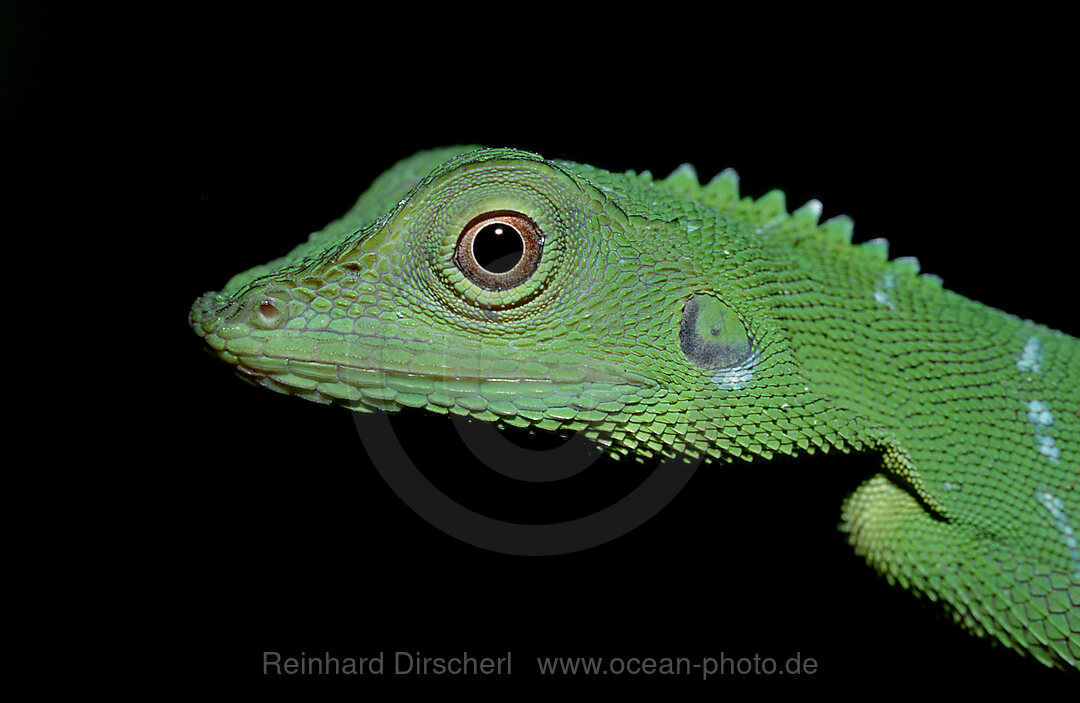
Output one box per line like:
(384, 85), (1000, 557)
(263, 651), (511, 676)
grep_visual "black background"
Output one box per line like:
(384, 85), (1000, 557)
(11, 4), (1076, 695)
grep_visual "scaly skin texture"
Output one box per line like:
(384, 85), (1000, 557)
(190, 147), (1080, 670)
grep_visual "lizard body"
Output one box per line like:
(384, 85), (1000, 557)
(190, 146), (1080, 670)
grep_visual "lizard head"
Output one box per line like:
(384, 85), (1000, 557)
(190, 147), (816, 461)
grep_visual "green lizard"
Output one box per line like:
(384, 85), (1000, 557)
(189, 146), (1080, 671)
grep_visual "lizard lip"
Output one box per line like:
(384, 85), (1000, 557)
(189, 290), (649, 394)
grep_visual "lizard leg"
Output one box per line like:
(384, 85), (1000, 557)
(841, 473), (1080, 670)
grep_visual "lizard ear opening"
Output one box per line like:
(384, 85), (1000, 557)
(454, 211), (543, 291)
(680, 293), (754, 370)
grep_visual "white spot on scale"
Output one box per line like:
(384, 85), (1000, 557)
(1017, 335), (1042, 374)
(1036, 489), (1080, 578)
(711, 366), (753, 391)
(1037, 435), (1061, 462)
(873, 270), (898, 308)
(1027, 400), (1054, 427)
(710, 351), (759, 391)
(1025, 399), (1060, 463)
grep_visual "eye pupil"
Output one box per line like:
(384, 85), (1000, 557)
(455, 210), (542, 293)
(473, 222), (523, 273)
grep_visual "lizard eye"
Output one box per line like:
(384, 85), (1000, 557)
(454, 211), (543, 290)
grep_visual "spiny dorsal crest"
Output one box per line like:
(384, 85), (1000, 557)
(655, 162), (941, 290)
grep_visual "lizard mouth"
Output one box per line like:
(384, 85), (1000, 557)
(189, 289), (650, 413)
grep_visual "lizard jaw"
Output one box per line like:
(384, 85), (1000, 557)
(190, 289), (653, 415)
